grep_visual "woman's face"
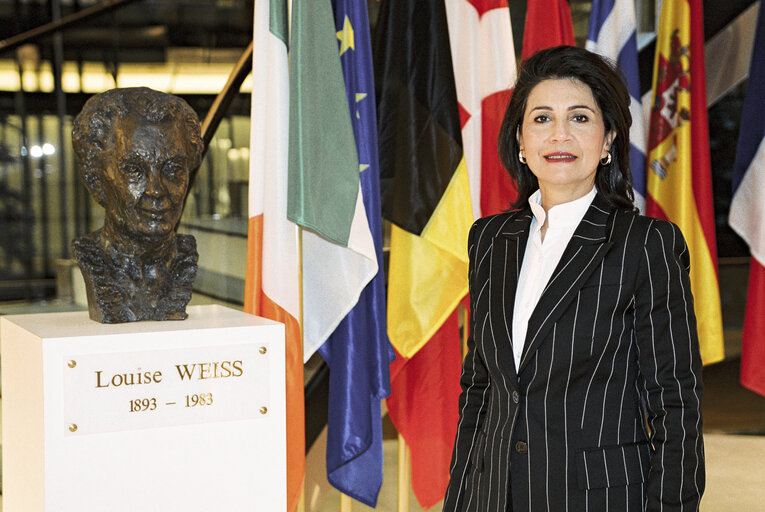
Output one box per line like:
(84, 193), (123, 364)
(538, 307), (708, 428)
(517, 78), (614, 203)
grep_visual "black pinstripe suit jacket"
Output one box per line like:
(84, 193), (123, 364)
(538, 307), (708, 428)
(443, 194), (705, 512)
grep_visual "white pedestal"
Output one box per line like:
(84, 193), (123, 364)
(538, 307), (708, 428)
(0, 305), (286, 512)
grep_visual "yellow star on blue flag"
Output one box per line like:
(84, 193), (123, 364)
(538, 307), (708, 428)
(355, 92), (367, 119)
(337, 15), (355, 55)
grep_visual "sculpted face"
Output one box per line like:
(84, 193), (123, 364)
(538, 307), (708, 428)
(99, 116), (191, 240)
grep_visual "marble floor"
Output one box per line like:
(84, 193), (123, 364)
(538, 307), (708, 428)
(702, 433), (765, 510)
(303, 431), (765, 512)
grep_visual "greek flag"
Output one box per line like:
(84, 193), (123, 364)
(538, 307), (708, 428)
(586, 0), (647, 212)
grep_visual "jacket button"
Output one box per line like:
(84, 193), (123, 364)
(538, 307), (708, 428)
(512, 391), (519, 403)
(515, 441), (528, 454)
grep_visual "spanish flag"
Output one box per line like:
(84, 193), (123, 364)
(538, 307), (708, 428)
(645, 0), (724, 365)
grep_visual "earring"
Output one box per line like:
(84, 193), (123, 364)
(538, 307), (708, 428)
(519, 150), (527, 164)
(600, 152), (612, 165)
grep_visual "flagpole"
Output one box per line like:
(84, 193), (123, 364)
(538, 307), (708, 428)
(397, 433), (410, 512)
(288, 2), (306, 510)
(297, 223), (306, 512)
(340, 494), (352, 511)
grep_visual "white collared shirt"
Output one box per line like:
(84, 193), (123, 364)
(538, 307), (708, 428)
(511, 186), (597, 370)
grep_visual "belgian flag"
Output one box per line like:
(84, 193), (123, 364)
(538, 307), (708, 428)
(375, 0), (473, 359)
(375, 1), (472, 505)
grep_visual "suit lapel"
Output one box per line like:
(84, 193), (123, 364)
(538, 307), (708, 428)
(519, 195), (615, 373)
(487, 210), (532, 379)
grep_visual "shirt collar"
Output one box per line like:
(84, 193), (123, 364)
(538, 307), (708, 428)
(528, 186), (597, 231)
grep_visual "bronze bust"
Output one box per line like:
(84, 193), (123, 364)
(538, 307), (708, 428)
(71, 87), (203, 323)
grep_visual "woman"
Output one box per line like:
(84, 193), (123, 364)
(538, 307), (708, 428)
(443, 46), (704, 512)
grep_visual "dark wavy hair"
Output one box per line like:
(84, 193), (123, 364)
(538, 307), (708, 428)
(498, 45), (636, 212)
(72, 87), (203, 203)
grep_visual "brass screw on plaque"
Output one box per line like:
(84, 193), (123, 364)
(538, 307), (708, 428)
(259, 346), (267, 354)
(67, 360), (77, 368)
(259, 407), (268, 415)
(68, 424), (78, 432)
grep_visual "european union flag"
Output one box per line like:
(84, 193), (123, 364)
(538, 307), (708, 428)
(317, 0), (394, 506)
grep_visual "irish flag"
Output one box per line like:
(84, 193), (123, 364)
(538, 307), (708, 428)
(246, 1), (303, 510)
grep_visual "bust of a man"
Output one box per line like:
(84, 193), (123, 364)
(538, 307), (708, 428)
(71, 87), (203, 323)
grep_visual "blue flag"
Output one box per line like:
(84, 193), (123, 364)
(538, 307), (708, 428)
(317, 0), (394, 505)
(586, 0), (647, 212)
